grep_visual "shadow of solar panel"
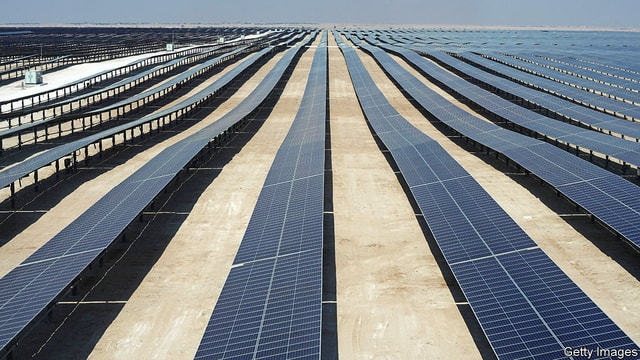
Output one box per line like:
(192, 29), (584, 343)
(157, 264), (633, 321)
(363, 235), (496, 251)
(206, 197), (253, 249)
(0, 249), (101, 351)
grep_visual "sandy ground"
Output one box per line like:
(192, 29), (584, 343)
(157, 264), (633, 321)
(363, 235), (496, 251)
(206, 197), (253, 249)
(329, 35), (482, 359)
(0, 30), (639, 360)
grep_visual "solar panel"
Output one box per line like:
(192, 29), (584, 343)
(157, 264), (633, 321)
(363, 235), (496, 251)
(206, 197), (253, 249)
(194, 31), (327, 360)
(457, 52), (640, 121)
(487, 52), (640, 105)
(422, 51), (640, 141)
(0, 45), (275, 192)
(371, 43), (640, 168)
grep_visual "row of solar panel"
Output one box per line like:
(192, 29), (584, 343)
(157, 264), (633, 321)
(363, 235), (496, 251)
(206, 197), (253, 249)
(487, 52), (640, 105)
(0, 44), (208, 114)
(462, 51), (640, 120)
(87, 46), (250, 114)
(0, 45), (250, 141)
(195, 31), (327, 359)
(0, 32), (313, 355)
(0, 37), (283, 191)
(357, 32), (640, 252)
(427, 50), (640, 141)
(510, 53), (640, 98)
(541, 52), (640, 85)
(337, 31), (639, 360)
(365, 31), (640, 141)
(380, 29), (640, 76)
(365, 40), (640, 168)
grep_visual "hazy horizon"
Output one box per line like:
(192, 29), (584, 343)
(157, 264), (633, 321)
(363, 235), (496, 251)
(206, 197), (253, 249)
(0, 1), (638, 29)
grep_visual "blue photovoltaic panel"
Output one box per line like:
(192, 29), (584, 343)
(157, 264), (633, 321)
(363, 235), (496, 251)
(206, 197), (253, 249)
(0, 44), (274, 192)
(195, 252), (322, 359)
(0, 33), (315, 356)
(194, 31), (327, 360)
(337, 31), (639, 360)
(456, 51), (640, 121)
(195, 259), (275, 359)
(0, 249), (102, 349)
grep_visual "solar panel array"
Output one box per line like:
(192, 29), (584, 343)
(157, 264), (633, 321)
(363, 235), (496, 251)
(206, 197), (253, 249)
(374, 33), (640, 142)
(0, 43), (275, 192)
(336, 31), (639, 359)
(194, 31), (327, 360)
(534, 52), (640, 88)
(0, 33), (314, 356)
(375, 28), (640, 72)
(487, 52), (640, 105)
(507, 53), (640, 101)
(460, 51), (640, 121)
(368, 41), (640, 168)
(434, 51), (640, 141)
(348, 33), (640, 252)
(0, 45), (250, 144)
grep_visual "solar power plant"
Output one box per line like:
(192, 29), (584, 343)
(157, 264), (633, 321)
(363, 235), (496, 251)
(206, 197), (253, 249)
(337, 30), (638, 359)
(481, 53), (640, 105)
(345, 31), (640, 251)
(1, 26), (640, 360)
(451, 51), (640, 121)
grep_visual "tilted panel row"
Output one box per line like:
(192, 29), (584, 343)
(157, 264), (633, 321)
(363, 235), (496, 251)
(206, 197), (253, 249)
(195, 32), (327, 359)
(488, 52), (640, 105)
(511, 53), (640, 98)
(459, 51), (640, 121)
(369, 41), (640, 168)
(0, 45), (251, 153)
(386, 35), (640, 141)
(337, 32), (639, 359)
(0, 44), (277, 192)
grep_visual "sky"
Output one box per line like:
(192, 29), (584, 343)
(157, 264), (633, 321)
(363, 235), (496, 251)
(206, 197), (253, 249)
(1, 0), (638, 29)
